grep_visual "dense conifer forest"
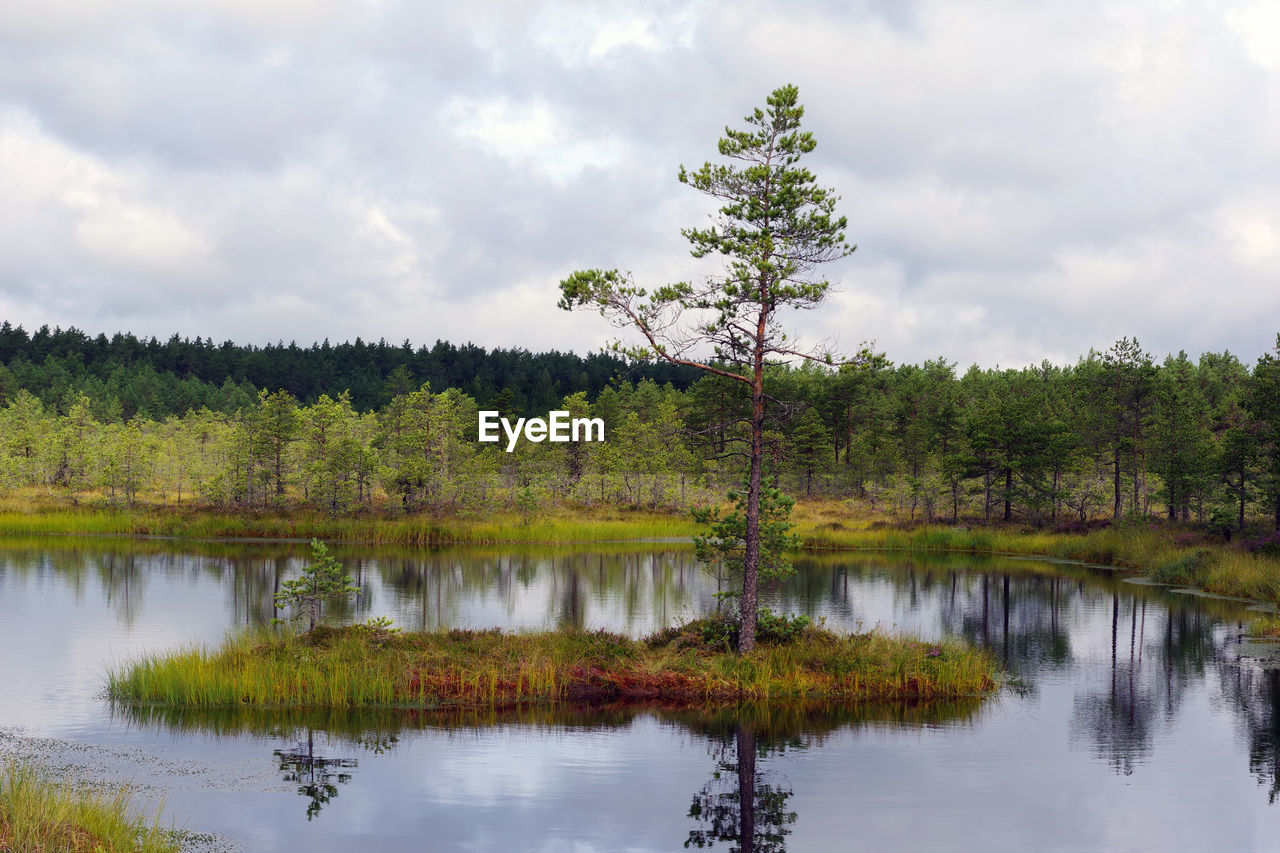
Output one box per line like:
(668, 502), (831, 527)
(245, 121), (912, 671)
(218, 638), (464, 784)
(0, 321), (698, 417)
(2, 321), (1279, 530)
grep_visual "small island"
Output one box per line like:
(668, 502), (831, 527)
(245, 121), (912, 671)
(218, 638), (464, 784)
(108, 620), (997, 712)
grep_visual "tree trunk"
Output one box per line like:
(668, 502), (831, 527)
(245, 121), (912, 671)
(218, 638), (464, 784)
(1113, 450), (1122, 519)
(739, 361), (764, 653)
(1239, 478), (1247, 529)
(275, 444), (285, 497)
(1051, 467), (1060, 523)
(1132, 428), (1141, 517)
(983, 469), (991, 522)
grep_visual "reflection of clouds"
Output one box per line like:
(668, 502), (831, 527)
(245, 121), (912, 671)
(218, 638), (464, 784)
(0, 554), (235, 733)
(412, 725), (634, 806)
(5, 543), (1280, 849)
(346, 716), (709, 851)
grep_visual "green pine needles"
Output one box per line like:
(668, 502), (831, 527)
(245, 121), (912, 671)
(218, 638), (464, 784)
(693, 479), (801, 612)
(274, 539), (361, 631)
(560, 84), (856, 651)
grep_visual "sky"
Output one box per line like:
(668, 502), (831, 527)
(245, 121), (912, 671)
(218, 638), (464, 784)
(2, 0), (1279, 370)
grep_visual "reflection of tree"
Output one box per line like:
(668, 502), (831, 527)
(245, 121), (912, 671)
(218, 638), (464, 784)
(1064, 591), (1157, 778)
(370, 548), (703, 633)
(1220, 664), (1280, 803)
(119, 697), (984, 839)
(1067, 591), (1203, 777)
(553, 559), (585, 630)
(228, 555), (287, 626)
(929, 571), (1074, 687)
(273, 728), (357, 819)
(93, 551), (147, 625)
(773, 561), (1229, 781)
(675, 701), (985, 853)
(686, 720), (795, 852)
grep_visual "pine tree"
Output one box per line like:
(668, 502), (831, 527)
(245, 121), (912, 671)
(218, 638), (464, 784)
(274, 540), (361, 632)
(560, 85), (854, 651)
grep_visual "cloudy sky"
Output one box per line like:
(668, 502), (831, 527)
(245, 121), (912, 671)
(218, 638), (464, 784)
(2, 0), (1279, 369)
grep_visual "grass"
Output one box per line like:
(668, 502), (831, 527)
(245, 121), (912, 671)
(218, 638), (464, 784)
(108, 623), (997, 711)
(791, 502), (1280, 606)
(7, 491), (1280, 605)
(1248, 615), (1280, 639)
(0, 493), (698, 546)
(0, 759), (176, 853)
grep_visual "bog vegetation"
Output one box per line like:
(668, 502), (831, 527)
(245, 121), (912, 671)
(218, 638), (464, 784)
(1, 325), (1279, 534)
(108, 621), (997, 710)
(0, 759), (176, 853)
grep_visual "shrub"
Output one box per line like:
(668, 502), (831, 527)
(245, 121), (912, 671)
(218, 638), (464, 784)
(1152, 549), (1212, 586)
(647, 609), (812, 652)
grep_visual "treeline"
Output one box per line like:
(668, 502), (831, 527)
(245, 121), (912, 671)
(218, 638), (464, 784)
(0, 381), (703, 512)
(0, 321), (697, 417)
(1, 325), (1279, 530)
(732, 336), (1280, 529)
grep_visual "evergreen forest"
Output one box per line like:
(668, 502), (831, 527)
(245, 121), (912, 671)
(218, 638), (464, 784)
(2, 321), (1280, 531)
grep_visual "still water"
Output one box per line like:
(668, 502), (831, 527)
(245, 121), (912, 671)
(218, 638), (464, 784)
(1, 539), (1278, 851)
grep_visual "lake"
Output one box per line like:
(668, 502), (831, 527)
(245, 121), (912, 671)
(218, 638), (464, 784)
(1, 539), (1277, 851)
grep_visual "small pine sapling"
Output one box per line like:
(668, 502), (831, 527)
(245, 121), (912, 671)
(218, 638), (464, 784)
(274, 539), (361, 631)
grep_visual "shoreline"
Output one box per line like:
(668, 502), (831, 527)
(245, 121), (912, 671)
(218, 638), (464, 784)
(4, 499), (1280, 608)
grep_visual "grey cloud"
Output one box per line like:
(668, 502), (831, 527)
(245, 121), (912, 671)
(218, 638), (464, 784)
(1, 0), (1279, 369)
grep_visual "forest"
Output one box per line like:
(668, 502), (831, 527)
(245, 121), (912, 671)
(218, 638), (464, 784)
(0, 321), (697, 417)
(1, 321), (1279, 531)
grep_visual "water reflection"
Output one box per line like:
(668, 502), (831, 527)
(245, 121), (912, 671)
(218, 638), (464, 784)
(1221, 663), (1280, 803)
(275, 728), (358, 819)
(684, 719), (795, 852)
(0, 541), (1253, 674)
(1070, 592), (1158, 775)
(9, 538), (1280, 832)
(0, 541), (711, 633)
(115, 699), (984, 845)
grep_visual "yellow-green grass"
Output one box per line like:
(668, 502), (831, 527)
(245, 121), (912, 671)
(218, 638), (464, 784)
(0, 759), (176, 853)
(1248, 615), (1280, 639)
(795, 514), (1280, 606)
(108, 625), (997, 711)
(0, 496), (698, 546)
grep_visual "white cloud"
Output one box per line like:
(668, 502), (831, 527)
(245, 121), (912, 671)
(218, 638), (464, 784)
(1, 0), (1279, 366)
(530, 0), (699, 66)
(0, 110), (211, 279)
(444, 96), (627, 185)
(1226, 0), (1280, 72)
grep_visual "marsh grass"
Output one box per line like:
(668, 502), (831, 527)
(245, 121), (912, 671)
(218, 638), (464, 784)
(0, 759), (176, 853)
(108, 624), (997, 711)
(0, 499), (698, 546)
(798, 518), (1280, 606)
(1248, 615), (1280, 638)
